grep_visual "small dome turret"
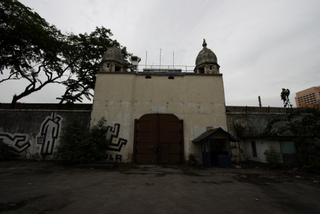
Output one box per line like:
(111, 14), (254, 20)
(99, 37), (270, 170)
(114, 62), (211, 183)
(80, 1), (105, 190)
(100, 43), (124, 72)
(102, 44), (124, 64)
(194, 39), (220, 74)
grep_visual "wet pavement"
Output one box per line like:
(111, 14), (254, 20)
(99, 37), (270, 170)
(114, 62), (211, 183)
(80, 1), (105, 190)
(0, 160), (320, 213)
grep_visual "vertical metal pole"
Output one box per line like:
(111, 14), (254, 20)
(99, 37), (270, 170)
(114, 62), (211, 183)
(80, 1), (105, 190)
(173, 51), (174, 69)
(160, 49), (162, 70)
(258, 96), (262, 107)
(145, 51), (147, 69)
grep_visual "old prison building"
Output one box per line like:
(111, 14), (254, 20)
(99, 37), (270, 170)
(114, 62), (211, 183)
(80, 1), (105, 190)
(91, 40), (238, 166)
(1, 40), (295, 167)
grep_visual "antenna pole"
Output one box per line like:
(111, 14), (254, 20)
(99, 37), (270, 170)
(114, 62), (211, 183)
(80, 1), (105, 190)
(160, 49), (162, 70)
(145, 51), (147, 68)
(258, 96), (262, 107)
(173, 51), (174, 69)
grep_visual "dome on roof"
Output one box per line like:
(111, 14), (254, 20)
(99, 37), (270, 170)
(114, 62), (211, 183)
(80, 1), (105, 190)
(195, 39), (217, 66)
(194, 39), (220, 74)
(102, 44), (124, 65)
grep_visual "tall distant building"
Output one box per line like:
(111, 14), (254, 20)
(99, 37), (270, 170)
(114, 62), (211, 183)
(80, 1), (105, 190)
(295, 86), (320, 108)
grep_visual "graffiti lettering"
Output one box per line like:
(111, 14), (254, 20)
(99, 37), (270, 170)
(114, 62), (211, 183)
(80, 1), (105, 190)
(106, 123), (127, 152)
(0, 133), (31, 153)
(106, 154), (122, 161)
(37, 113), (62, 154)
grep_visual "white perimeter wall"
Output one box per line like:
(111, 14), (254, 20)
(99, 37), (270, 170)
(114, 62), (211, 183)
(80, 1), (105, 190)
(245, 139), (282, 163)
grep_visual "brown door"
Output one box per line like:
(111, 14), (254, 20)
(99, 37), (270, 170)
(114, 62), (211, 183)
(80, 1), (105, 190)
(134, 114), (183, 164)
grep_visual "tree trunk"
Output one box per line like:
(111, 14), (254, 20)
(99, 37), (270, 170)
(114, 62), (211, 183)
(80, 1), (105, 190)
(10, 95), (18, 109)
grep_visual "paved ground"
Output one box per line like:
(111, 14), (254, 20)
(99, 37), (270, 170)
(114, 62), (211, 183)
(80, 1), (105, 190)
(0, 160), (320, 214)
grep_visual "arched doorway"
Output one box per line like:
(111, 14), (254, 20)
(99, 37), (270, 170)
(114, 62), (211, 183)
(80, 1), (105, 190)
(134, 114), (184, 164)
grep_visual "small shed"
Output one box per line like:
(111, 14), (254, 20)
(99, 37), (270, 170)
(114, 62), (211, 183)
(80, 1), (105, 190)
(192, 127), (239, 168)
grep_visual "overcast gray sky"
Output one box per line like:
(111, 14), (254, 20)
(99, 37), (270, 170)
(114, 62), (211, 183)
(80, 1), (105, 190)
(1, 0), (320, 107)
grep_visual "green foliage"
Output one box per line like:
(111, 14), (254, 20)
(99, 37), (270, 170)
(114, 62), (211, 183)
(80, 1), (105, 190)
(264, 146), (282, 168)
(55, 117), (109, 164)
(300, 138), (320, 174)
(0, 140), (19, 160)
(280, 88), (292, 108)
(57, 27), (132, 104)
(301, 160), (320, 174)
(0, 0), (63, 72)
(0, 1), (132, 106)
(234, 122), (246, 139)
(264, 108), (320, 166)
(0, 0), (68, 108)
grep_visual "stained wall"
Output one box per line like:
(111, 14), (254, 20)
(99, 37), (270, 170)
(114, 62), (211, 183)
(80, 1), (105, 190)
(0, 109), (91, 159)
(91, 72), (228, 162)
(226, 106), (293, 162)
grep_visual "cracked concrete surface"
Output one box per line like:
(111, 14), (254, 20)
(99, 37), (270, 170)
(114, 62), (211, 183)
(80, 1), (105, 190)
(0, 161), (320, 214)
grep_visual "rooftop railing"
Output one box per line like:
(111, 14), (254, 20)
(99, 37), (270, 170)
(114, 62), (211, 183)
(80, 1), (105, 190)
(132, 65), (195, 73)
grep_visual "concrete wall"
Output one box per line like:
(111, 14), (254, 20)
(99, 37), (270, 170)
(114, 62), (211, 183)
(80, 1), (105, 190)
(226, 106), (292, 162)
(0, 104), (295, 164)
(0, 103), (92, 110)
(0, 102), (292, 162)
(0, 109), (91, 159)
(244, 139), (282, 163)
(91, 72), (228, 162)
(226, 106), (288, 137)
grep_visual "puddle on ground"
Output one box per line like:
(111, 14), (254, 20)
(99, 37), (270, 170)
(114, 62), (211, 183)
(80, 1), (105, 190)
(0, 201), (26, 212)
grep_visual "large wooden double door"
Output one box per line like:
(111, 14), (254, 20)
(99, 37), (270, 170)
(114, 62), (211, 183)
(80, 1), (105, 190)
(134, 114), (184, 164)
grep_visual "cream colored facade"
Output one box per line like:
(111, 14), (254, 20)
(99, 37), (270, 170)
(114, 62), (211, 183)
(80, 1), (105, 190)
(91, 72), (227, 162)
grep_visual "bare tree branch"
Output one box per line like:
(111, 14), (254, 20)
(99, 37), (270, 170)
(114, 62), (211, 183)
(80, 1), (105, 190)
(0, 72), (21, 83)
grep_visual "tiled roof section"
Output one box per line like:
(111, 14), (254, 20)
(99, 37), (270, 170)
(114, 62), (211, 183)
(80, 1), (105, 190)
(192, 127), (239, 143)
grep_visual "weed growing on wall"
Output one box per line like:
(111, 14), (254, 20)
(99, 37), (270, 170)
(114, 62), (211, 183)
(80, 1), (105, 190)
(264, 146), (282, 168)
(264, 108), (320, 166)
(55, 117), (109, 164)
(234, 122), (246, 139)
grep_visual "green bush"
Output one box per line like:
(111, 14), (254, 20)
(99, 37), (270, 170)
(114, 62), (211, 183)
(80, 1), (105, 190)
(302, 146), (320, 174)
(264, 146), (282, 168)
(234, 122), (245, 139)
(0, 140), (20, 160)
(302, 163), (320, 174)
(55, 117), (109, 164)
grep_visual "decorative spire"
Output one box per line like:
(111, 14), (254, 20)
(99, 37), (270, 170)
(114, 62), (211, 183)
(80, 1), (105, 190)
(202, 39), (207, 48)
(113, 40), (118, 47)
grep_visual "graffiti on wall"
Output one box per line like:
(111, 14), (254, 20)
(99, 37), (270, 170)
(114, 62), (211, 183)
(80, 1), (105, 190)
(105, 123), (127, 161)
(106, 154), (123, 161)
(0, 133), (31, 153)
(0, 113), (62, 155)
(36, 113), (62, 154)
